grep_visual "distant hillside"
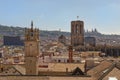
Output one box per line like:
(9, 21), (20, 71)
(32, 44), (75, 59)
(0, 24), (120, 37)
(0, 24), (120, 46)
(0, 24), (70, 38)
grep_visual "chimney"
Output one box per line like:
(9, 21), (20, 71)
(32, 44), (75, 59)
(68, 45), (73, 63)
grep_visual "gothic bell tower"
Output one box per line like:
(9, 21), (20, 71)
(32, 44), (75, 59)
(71, 20), (84, 46)
(25, 21), (40, 75)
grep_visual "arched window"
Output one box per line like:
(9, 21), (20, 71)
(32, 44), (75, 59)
(76, 24), (79, 34)
(80, 25), (82, 34)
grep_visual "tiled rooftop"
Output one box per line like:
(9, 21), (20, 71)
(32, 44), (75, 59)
(87, 60), (113, 79)
(0, 67), (21, 75)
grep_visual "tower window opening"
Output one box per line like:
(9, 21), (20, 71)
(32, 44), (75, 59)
(80, 25), (82, 34)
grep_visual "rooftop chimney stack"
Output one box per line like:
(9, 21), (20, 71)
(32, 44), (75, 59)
(68, 45), (73, 63)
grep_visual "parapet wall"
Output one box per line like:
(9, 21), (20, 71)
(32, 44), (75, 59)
(0, 76), (93, 80)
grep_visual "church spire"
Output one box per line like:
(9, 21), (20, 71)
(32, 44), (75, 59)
(31, 20), (33, 29)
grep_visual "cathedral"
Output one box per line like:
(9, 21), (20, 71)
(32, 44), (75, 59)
(24, 21), (40, 75)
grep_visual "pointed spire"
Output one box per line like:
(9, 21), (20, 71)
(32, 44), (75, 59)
(31, 20), (33, 29)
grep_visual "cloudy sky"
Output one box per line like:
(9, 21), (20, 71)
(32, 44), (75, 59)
(0, 0), (120, 34)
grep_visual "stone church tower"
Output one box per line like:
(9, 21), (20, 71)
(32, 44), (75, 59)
(24, 21), (40, 75)
(71, 20), (84, 46)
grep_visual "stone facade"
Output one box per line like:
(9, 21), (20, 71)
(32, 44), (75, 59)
(71, 20), (84, 46)
(24, 21), (40, 75)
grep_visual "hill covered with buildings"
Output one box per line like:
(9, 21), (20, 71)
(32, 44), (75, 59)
(0, 24), (120, 46)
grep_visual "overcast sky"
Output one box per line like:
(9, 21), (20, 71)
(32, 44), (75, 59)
(0, 0), (120, 34)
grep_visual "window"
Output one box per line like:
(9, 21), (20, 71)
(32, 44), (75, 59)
(80, 26), (82, 34)
(30, 44), (32, 46)
(76, 24), (79, 34)
(30, 70), (32, 73)
(58, 60), (61, 63)
(67, 59), (69, 62)
(66, 68), (68, 72)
